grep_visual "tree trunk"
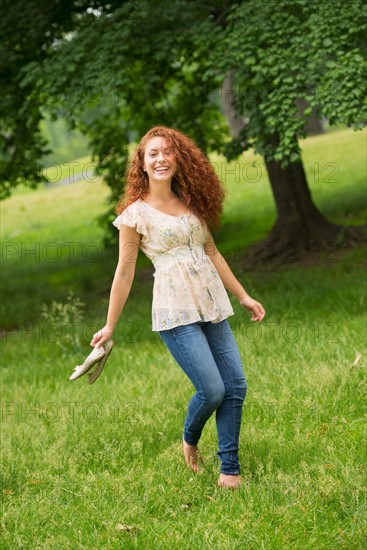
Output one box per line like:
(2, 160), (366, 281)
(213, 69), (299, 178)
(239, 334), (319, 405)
(220, 76), (365, 267)
(245, 134), (366, 266)
(221, 70), (247, 139)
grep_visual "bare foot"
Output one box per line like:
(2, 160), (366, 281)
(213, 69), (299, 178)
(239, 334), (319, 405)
(217, 474), (242, 489)
(182, 437), (204, 473)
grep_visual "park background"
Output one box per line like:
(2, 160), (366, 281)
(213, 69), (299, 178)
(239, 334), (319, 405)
(1, 1), (366, 549)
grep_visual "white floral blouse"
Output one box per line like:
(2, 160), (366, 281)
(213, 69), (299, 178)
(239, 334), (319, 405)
(112, 199), (234, 331)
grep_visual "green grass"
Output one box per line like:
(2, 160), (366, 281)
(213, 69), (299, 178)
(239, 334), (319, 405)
(1, 127), (366, 549)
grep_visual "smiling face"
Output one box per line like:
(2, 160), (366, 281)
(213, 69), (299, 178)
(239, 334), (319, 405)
(143, 137), (177, 185)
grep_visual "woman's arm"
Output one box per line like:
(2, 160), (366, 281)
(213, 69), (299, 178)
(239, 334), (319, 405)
(91, 224), (141, 347)
(204, 232), (265, 322)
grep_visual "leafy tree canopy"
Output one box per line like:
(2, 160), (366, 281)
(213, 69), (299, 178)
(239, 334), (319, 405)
(201, 0), (366, 163)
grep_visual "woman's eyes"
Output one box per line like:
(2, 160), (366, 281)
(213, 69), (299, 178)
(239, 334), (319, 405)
(149, 150), (172, 157)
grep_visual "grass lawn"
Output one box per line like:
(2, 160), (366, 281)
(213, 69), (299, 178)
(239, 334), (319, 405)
(1, 127), (366, 549)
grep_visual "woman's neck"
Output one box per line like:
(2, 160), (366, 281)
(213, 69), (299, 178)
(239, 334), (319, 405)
(145, 183), (176, 203)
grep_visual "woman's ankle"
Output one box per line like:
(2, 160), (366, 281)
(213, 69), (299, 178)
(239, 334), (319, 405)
(218, 473), (242, 489)
(182, 436), (204, 472)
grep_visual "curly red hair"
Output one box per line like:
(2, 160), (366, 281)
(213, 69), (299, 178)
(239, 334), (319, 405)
(116, 126), (226, 229)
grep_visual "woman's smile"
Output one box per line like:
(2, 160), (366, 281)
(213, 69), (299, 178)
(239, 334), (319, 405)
(144, 137), (177, 182)
(154, 165), (170, 174)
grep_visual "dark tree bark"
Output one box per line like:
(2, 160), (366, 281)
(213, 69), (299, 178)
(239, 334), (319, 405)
(245, 133), (366, 266)
(221, 73), (364, 267)
(221, 70), (247, 139)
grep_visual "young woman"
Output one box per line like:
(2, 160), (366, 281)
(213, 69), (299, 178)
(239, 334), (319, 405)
(91, 126), (266, 489)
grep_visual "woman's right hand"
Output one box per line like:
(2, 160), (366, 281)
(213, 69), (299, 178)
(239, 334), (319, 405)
(90, 325), (114, 348)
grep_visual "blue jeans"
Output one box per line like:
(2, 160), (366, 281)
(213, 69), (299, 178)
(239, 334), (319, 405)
(158, 319), (247, 475)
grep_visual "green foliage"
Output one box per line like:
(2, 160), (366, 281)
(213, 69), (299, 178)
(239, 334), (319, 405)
(0, 0), (76, 197)
(0, 0), (136, 198)
(22, 0), (228, 240)
(197, 0), (367, 166)
(0, 1), (242, 199)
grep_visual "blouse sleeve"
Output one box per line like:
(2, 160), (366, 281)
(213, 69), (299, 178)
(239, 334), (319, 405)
(112, 202), (146, 235)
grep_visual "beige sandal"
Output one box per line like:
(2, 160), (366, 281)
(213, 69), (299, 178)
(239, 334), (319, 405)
(69, 340), (114, 384)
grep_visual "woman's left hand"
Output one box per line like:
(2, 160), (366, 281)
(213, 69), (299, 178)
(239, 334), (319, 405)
(239, 295), (266, 322)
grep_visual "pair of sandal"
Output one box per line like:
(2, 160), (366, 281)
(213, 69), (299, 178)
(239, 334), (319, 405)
(69, 340), (114, 384)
